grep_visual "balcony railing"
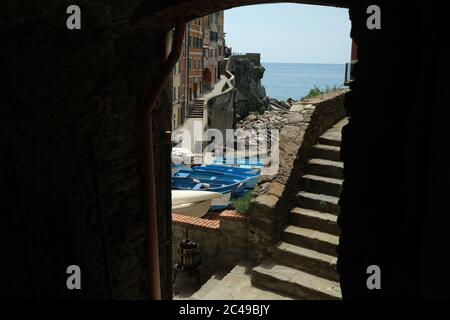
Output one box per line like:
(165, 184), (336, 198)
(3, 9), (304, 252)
(344, 61), (357, 85)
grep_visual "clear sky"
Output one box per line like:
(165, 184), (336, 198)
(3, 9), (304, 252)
(224, 3), (351, 64)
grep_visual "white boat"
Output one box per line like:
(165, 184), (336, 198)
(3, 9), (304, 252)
(171, 190), (222, 217)
(172, 147), (194, 165)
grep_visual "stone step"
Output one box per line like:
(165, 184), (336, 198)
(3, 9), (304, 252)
(318, 135), (341, 147)
(289, 207), (340, 236)
(192, 262), (295, 300)
(281, 225), (338, 257)
(311, 144), (341, 162)
(301, 174), (343, 197)
(296, 191), (340, 215)
(252, 260), (341, 300)
(270, 242), (339, 281)
(306, 158), (343, 179)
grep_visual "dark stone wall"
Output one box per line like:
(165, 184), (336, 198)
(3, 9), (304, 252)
(338, 1), (450, 299)
(1, 1), (172, 299)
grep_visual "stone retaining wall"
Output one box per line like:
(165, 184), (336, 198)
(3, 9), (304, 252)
(248, 90), (348, 262)
(172, 210), (248, 281)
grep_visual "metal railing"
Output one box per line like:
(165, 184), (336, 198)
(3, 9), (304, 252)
(344, 61), (357, 85)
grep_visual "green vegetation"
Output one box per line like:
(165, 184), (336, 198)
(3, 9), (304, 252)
(231, 191), (253, 214)
(301, 84), (343, 100)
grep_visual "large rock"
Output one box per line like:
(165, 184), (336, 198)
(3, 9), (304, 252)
(229, 54), (269, 118)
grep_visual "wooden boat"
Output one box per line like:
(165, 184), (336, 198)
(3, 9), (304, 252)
(172, 190), (222, 217)
(193, 164), (259, 175)
(191, 165), (259, 189)
(212, 156), (266, 169)
(172, 177), (241, 210)
(173, 169), (250, 194)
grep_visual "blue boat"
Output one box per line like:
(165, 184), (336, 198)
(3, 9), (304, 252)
(213, 156), (266, 169)
(171, 163), (189, 175)
(191, 165), (260, 189)
(195, 164), (259, 175)
(173, 170), (249, 196)
(172, 176), (243, 210)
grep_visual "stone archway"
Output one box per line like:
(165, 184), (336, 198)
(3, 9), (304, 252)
(1, 0), (356, 298)
(4, 0), (449, 300)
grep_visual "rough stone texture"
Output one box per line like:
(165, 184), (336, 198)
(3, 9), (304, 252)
(172, 211), (248, 283)
(228, 54), (269, 119)
(219, 218), (249, 267)
(248, 91), (347, 262)
(252, 260), (341, 300)
(172, 223), (221, 279)
(337, 1), (450, 299)
(206, 83), (235, 135)
(185, 261), (295, 300)
(1, 1), (172, 299)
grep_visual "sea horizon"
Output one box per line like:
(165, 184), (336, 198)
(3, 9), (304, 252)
(261, 61), (347, 65)
(261, 62), (347, 101)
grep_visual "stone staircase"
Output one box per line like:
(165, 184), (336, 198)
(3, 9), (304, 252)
(251, 119), (346, 300)
(187, 99), (204, 118)
(181, 262), (295, 300)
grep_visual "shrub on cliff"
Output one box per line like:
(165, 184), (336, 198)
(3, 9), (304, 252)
(302, 84), (343, 100)
(231, 191), (253, 214)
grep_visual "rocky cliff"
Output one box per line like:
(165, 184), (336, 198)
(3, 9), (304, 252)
(228, 53), (269, 120)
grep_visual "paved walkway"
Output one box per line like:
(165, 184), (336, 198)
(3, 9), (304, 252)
(174, 261), (295, 300)
(200, 75), (228, 101)
(174, 75), (230, 152)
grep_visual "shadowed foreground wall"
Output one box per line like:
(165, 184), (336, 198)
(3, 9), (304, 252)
(1, 0), (450, 299)
(338, 1), (450, 299)
(0, 1), (173, 299)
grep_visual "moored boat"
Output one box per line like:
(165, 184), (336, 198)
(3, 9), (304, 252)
(193, 164), (259, 175)
(172, 190), (222, 217)
(172, 177), (241, 210)
(191, 165), (259, 189)
(212, 156), (266, 169)
(173, 169), (252, 191)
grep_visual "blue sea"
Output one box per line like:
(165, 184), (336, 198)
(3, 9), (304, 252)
(261, 63), (346, 101)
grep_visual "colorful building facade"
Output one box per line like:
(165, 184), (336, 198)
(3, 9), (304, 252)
(187, 18), (204, 101)
(202, 11), (225, 91)
(170, 11), (225, 130)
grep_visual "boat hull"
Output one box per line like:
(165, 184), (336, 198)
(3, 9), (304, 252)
(173, 171), (247, 196)
(172, 199), (212, 217)
(189, 167), (259, 189)
(172, 190), (222, 217)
